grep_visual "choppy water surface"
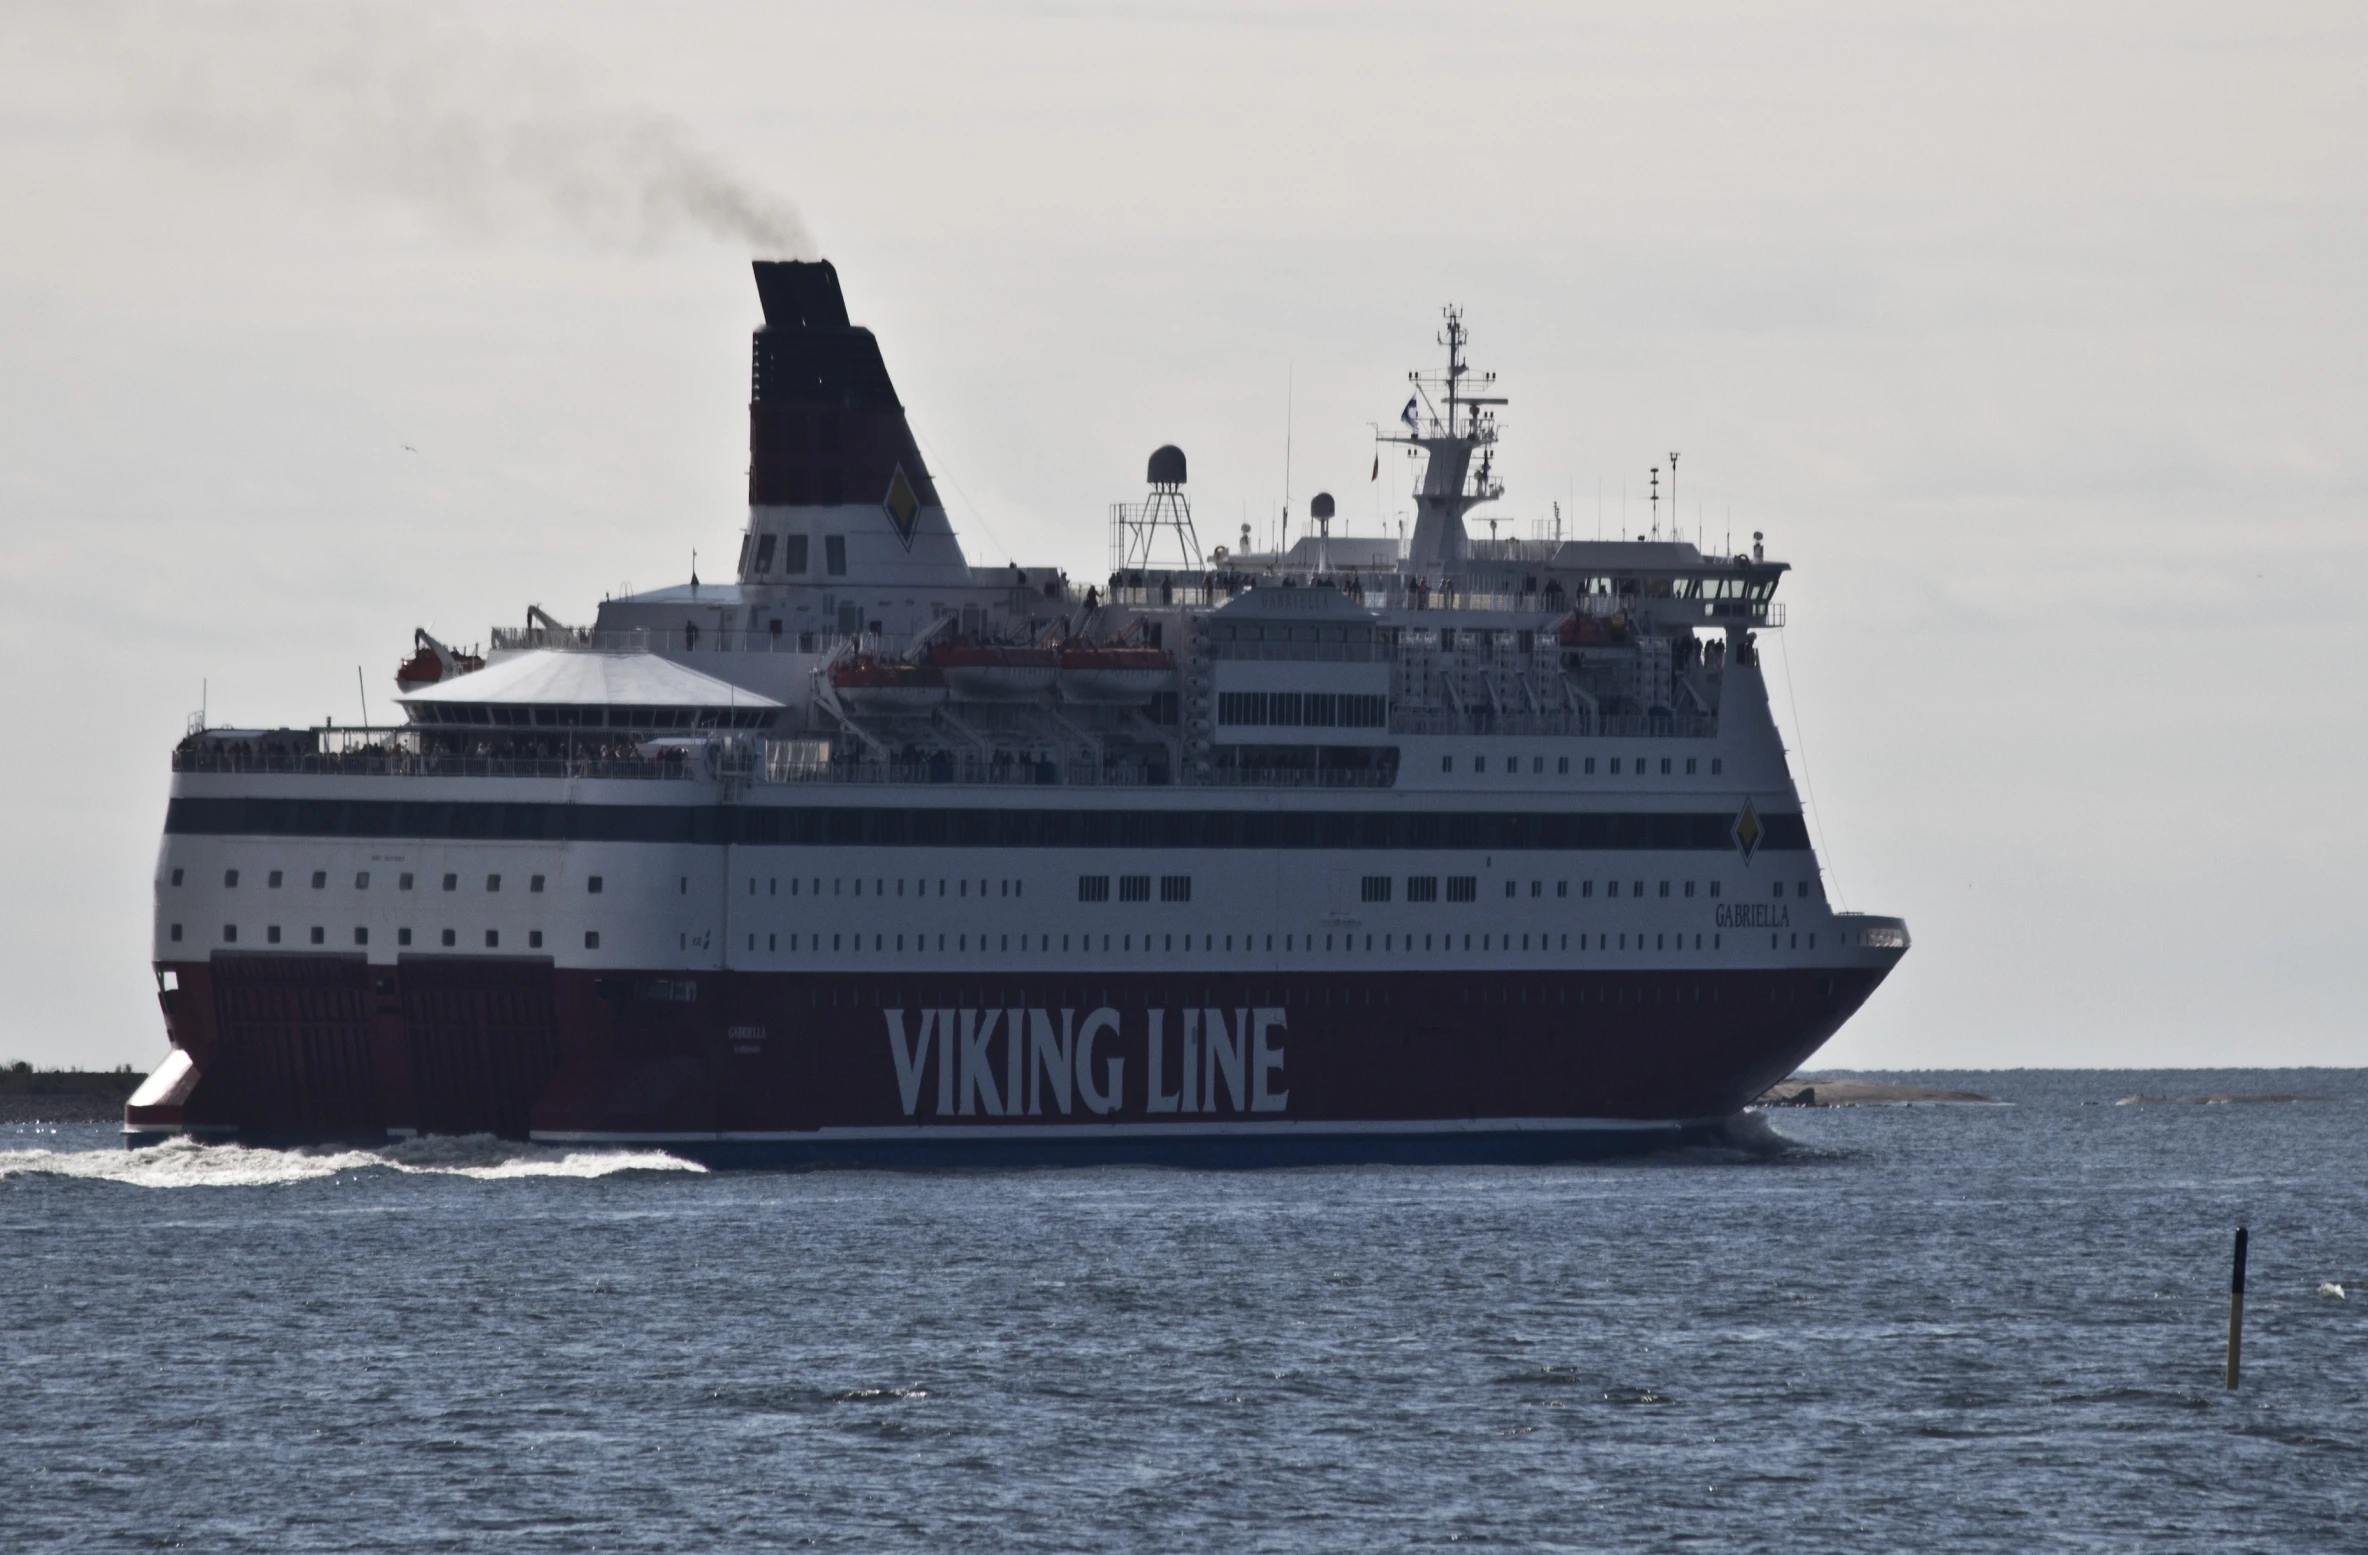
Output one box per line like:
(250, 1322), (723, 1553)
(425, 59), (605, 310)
(5, 1069), (2363, 1552)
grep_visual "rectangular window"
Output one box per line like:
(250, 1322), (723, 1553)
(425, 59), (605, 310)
(1710, 881), (1721, 898)
(443, 874), (457, 891)
(486, 930), (500, 948)
(1658, 881), (1670, 897)
(170, 924), (182, 941)
(530, 875), (545, 893)
(1119, 875), (1151, 903)
(1712, 758), (1723, 775)
(585, 931), (601, 950)
(1584, 757), (1596, 774)
(265, 870), (279, 888)
(170, 868), (184, 887)
(441, 929), (456, 946)
(1504, 880), (1517, 898)
(1441, 756), (1453, 773)
(1609, 757), (1621, 775)
(1556, 881), (1568, 898)
(398, 928), (412, 946)
(1606, 881), (1619, 898)
(1531, 880), (1542, 898)
(1686, 757), (1698, 775)
(588, 876), (604, 894)
(1217, 691), (1268, 726)
(1474, 756), (1486, 773)
(1078, 875), (1111, 902)
(1684, 881), (1696, 897)
(1361, 875), (1392, 903)
(1557, 757), (1569, 774)
(1774, 881), (1786, 899)
(311, 870), (327, 889)
(1159, 875), (1191, 903)
(1582, 881), (1594, 898)
(1446, 876), (1477, 903)
(783, 534), (809, 574)
(399, 873), (414, 890)
(754, 534), (777, 573)
(1661, 758), (1672, 775)
(355, 872), (370, 889)
(825, 535), (847, 575)
(1270, 692), (1303, 726)
(486, 875), (501, 892)
(354, 927), (368, 946)
(1406, 876), (1439, 902)
(265, 926), (281, 944)
(529, 930), (543, 949)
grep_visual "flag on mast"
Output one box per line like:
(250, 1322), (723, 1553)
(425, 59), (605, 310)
(1399, 395), (1420, 432)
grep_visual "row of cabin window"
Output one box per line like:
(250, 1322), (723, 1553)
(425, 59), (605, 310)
(181, 869), (602, 893)
(1360, 877), (1807, 903)
(739, 533), (847, 576)
(1215, 692), (1390, 728)
(1445, 754), (1725, 776)
(745, 877), (1022, 899)
(1076, 875), (1192, 903)
(179, 925), (560, 949)
(731, 929), (1747, 958)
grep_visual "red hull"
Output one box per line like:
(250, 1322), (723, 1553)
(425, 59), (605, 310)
(136, 954), (1886, 1162)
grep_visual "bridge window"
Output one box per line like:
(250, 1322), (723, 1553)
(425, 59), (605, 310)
(754, 534), (777, 573)
(825, 535), (847, 575)
(783, 535), (809, 574)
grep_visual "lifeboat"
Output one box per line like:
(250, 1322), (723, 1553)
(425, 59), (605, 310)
(1055, 641), (1175, 705)
(829, 654), (948, 714)
(927, 642), (1059, 702)
(394, 629), (485, 692)
(1557, 611), (1631, 648)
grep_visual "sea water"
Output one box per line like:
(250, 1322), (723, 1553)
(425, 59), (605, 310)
(4, 1069), (2362, 1552)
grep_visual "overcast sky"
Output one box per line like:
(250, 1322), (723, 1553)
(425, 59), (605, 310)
(3, 1), (2363, 1071)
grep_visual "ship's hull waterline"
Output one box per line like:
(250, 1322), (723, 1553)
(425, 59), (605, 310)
(130, 957), (1887, 1165)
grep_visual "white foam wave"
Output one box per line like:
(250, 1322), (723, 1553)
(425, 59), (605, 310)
(0, 1133), (705, 1188)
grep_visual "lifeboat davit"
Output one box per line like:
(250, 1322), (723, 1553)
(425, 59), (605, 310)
(829, 655), (948, 714)
(928, 643), (1059, 702)
(1055, 641), (1175, 705)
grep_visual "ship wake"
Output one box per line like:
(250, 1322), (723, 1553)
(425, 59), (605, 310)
(0, 1134), (705, 1188)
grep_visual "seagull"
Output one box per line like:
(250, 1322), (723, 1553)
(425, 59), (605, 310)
(2320, 1282), (2347, 1299)
(402, 444), (418, 455)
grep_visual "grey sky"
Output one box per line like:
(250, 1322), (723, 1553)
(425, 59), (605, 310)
(2, 1), (2362, 1069)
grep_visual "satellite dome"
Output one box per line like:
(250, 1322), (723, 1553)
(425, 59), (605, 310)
(1147, 445), (1187, 486)
(1310, 491), (1335, 520)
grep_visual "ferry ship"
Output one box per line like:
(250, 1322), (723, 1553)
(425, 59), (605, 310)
(129, 261), (1909, 1165)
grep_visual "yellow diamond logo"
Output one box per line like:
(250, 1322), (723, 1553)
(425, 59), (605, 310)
(882, 465), (920, 550)
(1733, 800), (1763, 861)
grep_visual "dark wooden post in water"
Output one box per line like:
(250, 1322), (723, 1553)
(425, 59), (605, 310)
(2225, 1227), (2248, 1390)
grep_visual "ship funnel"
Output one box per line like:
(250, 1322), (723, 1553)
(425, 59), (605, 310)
(740, 260), (971, 587)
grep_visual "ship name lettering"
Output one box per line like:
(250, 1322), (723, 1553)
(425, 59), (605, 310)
(1712, 904), (1792, 929)
(884, 1006), (1287, 1120)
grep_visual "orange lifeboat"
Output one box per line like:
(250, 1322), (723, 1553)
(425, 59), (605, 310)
(1054, 641), (1175, 705)
(927, 642), (1059, 702)
(829, 654), (948, 715)
(394, 629), (484, 692)
(1557, 612), (1631, 648)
